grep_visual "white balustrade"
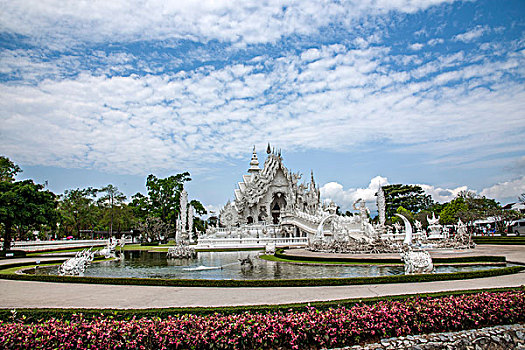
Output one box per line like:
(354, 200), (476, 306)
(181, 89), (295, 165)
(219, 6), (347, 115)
(197, 236), (308, 248)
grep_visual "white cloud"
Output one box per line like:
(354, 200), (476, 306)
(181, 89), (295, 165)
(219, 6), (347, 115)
(418, 184), (469, 203)
(453, 25), (489, 43)
(0, 0), (458, 48)
(427, 38), (444, 46)
(320, 176), (389, 211)
(319, 175), (525, 214)
(1, 39), (524, 175)
(320, 176), (472, 211)
(480, 176), (525, 202)
(409, 43), (424, 50)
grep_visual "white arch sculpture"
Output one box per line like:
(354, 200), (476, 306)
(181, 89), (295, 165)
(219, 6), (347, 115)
(395, 213), (413, 245)
(314, 214), (337, 240)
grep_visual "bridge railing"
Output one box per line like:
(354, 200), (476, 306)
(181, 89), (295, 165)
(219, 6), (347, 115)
(11, 239), (111, 252)
(196, 237), (308, 248)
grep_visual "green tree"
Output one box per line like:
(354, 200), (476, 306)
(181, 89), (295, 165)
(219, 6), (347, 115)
(146, 173), (191, 227)
(99, 203), (135, 237)
(190, 199), (207, 216)
(139, 217), (172, 243)
(0, 156), (22, 182)
(130, 192), (150, 223)
(439, 197), (468, 225)
(382, 184), (434, 219)
(129, 173), (191, 231)
(193, 217), (207, 237)
(0, 180), (58, 251)
(97, 184), (126, 237)
(395, 206), (414, 222)
(58, 187), (99, 237)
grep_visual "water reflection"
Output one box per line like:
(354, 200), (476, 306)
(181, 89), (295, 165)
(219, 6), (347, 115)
(38, 250), (506, 280)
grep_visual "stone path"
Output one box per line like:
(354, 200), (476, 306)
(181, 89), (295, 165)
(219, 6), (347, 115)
(0, 245), (523, 309)
(337, 324), (525, 350)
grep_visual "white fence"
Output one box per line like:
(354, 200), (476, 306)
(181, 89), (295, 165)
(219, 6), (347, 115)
(196, 237), (308, 248)
(12, 239), (110, 252)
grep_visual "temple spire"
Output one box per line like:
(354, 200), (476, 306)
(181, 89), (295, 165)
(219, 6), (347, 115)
(248, 146), (260, 175)
(266, 142), (271, 154)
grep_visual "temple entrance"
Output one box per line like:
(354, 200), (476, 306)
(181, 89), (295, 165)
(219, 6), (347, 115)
(270, 193), (286, 225)
(271, 203), (280, 224)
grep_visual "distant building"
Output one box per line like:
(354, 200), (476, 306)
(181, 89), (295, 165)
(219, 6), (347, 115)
(502, 202), (525, 214)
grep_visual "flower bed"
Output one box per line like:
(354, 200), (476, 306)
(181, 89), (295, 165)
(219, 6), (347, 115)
(1, 290), (524, 349)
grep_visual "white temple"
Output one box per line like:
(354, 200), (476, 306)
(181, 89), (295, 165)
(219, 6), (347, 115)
(219, 145), (320, 230)
(201, 146), (473, 254)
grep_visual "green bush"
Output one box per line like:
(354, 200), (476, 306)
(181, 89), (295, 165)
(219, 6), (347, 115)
(140, 242), (160, 246)
(0, 250), (26, 258)
(0, 264), (522, 288)
(473, 237), (525, 245)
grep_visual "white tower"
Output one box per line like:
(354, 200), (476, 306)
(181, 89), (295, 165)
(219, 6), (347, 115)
(377, 185), (386, 226)
(247, 146), (261, 178)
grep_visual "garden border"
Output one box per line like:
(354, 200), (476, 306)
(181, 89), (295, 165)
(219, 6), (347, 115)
(0, 286), (523, 321)
(0, 262), (522, 287)
(274, 248), (507, 264)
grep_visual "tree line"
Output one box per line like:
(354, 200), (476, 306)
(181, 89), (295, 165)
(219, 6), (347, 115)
(0, 156), (207, 251)
(379, 184), (524, 232)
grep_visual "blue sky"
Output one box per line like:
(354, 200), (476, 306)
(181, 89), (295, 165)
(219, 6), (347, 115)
(1, 0), (524, 213)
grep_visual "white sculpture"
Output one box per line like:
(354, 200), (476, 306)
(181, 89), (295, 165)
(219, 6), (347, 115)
(427, 212), (443, 238)
(401, 248), (434, 274)
(176, 188), (195, 244)
(167, 244), (197, 259)
(427, 212), (439, 225)
(353, 198), (370, 222)
(265, 242), (276, 255)
(395, 213), (413, 245)
(98, 238), (118, 259)
(58, 248), (95, 276)
(454, 219), (474, 248)
(179, 189), (189, 242)
(376, 186), (386, 226)
(393, 222), (402, 234)
(188, 205), (194, 239)
(219, 201), (238, 229)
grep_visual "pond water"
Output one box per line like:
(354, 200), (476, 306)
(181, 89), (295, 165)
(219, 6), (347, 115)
(37, 250), (507, 280)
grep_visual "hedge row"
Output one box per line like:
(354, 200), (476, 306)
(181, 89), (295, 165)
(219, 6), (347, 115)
(0, 264), (522, 287)
(1, 290), (524, 349)
(0, 255), (108, 273)
(0, 286), (523, 322)
(275, 249), (506, 264)
(0, 250), (26, 259)
(473, 237), (525, 245)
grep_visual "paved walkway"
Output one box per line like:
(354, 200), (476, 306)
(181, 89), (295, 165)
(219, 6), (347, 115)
(0, 245), (524, 309)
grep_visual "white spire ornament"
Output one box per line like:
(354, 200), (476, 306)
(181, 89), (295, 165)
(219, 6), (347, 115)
(248, 145), (261, 176)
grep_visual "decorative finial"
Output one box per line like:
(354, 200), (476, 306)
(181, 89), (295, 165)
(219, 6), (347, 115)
(266, 143), (271, 154)
(248, 145), (260, 174)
